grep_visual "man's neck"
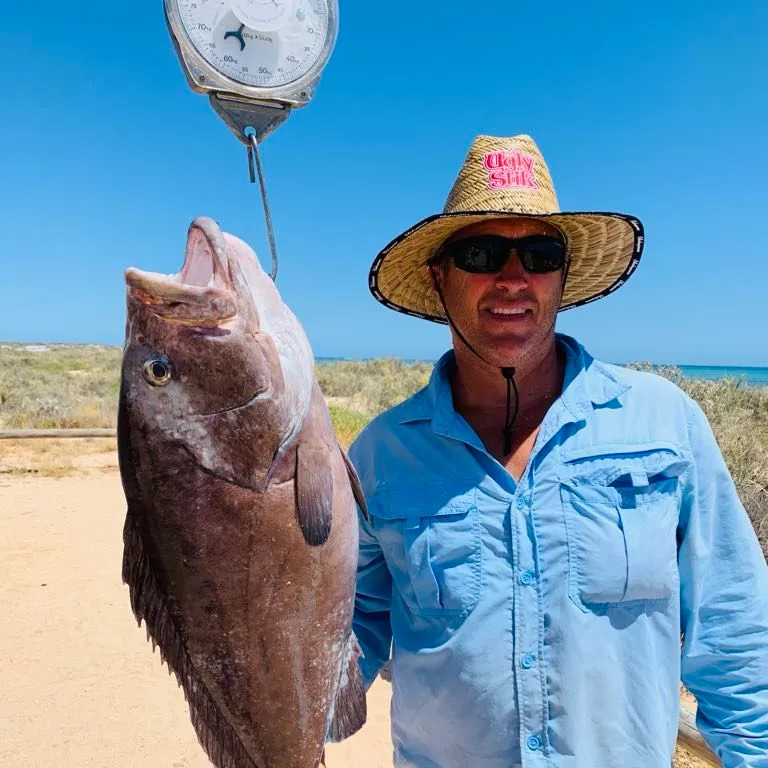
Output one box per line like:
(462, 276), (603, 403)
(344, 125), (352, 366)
(449, 336), (565, 465)
(452, 337), (564, 416)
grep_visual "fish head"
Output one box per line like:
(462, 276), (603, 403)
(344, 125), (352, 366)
(120, 216), (315, 490)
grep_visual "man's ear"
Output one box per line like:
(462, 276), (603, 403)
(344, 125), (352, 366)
(429, 263), (446, 292)
(429, 264), (440, 291)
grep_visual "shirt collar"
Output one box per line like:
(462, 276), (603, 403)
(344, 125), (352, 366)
(557, 334), (630, 417)
(398, 334), (630, 438)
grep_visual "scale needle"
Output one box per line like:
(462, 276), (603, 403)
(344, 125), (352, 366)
(224, 22), (247, 51)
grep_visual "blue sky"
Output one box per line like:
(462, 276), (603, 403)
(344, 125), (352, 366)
(1, 0), (766, 365)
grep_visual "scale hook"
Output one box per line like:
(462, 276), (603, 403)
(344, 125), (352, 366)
(247, 132), (279, 282)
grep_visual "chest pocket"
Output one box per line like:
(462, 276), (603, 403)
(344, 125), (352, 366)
(559, 444), (688, 612)
(369, 484), (481, 619)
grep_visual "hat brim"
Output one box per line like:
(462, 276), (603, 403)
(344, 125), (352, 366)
(369, 211), (644, 323)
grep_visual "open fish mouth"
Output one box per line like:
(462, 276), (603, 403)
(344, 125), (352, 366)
(125, 217), (238, 326)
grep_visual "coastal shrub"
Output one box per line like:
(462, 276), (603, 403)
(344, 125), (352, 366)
(316, 359), (432, 415)
(329, 404), (370, 450)
(0, 345), (121, 429)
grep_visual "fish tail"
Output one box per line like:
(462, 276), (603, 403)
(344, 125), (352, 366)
(122, 511), (261, 768)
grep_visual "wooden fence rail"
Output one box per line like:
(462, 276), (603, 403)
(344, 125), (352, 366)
(1, 428), (722, 765)
(0, 429), (116, 439)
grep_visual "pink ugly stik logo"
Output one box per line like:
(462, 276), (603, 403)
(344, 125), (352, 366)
(482, 150), (537, 191)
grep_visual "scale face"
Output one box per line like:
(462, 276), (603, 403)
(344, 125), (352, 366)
(164, 0), (339, 107)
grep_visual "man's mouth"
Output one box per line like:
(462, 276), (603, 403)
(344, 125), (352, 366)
(487, 307), (528, 316)
(484, 306), (533, 319)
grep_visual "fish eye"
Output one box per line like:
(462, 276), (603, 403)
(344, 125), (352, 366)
(142, 355), (173, 386)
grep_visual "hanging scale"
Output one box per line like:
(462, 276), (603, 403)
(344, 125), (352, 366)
(164, 0), (340, 279)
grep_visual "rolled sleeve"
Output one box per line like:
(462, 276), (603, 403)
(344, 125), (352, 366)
(679, 399), (768, 765)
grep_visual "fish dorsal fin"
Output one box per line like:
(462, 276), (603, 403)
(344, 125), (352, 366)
(339, 444), (369, 522)
(295, 442), (334, 546)
(327, 634), (367, 742)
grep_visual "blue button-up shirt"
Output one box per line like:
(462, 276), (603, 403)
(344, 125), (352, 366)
(348, 334), (768, 768)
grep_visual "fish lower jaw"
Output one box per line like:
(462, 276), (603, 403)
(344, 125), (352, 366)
(127, 281), (238, 326)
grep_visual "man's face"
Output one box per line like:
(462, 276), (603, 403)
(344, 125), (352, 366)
(433, 217), (566, 369)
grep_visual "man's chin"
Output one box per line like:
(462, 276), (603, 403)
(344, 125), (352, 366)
(473, 335), (532, 370)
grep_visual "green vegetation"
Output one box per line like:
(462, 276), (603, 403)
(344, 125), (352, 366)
(316, 359), (432, 416)
(1, 344), (765, 555)
(328, 404), (371, 450)
(0, 344), (121, 429)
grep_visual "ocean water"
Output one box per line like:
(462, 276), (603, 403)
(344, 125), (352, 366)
(677, 365), (768, 387)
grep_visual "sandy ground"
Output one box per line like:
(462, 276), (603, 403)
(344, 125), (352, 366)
(0, 468), (393, 768)
(0, 447), (707, 767)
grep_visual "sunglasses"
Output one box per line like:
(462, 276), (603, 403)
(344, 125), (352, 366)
(431, 234), (567, 274)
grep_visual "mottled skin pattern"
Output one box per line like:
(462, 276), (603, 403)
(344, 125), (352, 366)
(118, 218), (365, 768)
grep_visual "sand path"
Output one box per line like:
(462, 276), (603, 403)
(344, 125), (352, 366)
(0, 473), (392, 767)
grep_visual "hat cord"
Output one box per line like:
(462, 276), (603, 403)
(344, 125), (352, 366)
(430, 268), (519, 456)
(501, 367), (519, 456)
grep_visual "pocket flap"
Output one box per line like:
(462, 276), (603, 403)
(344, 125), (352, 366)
(369, 484), (477, 521)
(561, 443), (688, 488)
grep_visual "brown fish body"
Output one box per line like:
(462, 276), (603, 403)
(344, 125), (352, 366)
(118, 218), (366, 768)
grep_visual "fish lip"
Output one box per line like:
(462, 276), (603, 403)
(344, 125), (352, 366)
(124, 217), (238, 325)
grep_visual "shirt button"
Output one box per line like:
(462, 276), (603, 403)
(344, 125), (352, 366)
(519, 570), (535, 586)
(516, 495), (528, 510)
(521, 654), (536, 669)
(527, 735), (541, 751)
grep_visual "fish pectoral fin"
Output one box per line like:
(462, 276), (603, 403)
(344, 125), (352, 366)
(296, 442), (334, 545)
(339, 444), (369, 522)
(328, 634), (367, 742)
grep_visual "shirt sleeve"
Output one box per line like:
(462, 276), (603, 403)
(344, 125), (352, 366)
(348, 443), (393, 690)
(678, 398), (768, 766)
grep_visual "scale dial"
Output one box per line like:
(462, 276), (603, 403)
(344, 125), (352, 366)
(175, 0), (331, 88)
(231, 0), (294, 30)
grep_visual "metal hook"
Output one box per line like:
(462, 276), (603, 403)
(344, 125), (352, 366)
(246, 131), (279, 282)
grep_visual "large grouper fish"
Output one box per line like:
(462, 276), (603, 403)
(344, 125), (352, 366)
(117, 217), (367, 768)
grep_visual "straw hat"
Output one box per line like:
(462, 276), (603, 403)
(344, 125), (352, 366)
(368, 134), (645, 323)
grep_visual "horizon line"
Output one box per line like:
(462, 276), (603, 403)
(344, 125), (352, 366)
(1, 341), (766, 370)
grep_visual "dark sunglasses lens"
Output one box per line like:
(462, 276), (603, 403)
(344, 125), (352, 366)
(518, 238), (566, 272)
(451, 239), (507, 273)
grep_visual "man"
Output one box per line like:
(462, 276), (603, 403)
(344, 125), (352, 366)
(348, 134), (768, 767)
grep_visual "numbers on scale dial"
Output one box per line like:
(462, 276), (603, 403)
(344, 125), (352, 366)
(178, 0), (329, 87)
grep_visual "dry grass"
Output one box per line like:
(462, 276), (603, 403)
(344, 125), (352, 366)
(317, 359), (432, 416)
(0, 344), (120, 429)
(0, 437), (117, 477)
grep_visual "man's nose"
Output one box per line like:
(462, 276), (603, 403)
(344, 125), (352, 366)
(494, 250), (529, 289)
